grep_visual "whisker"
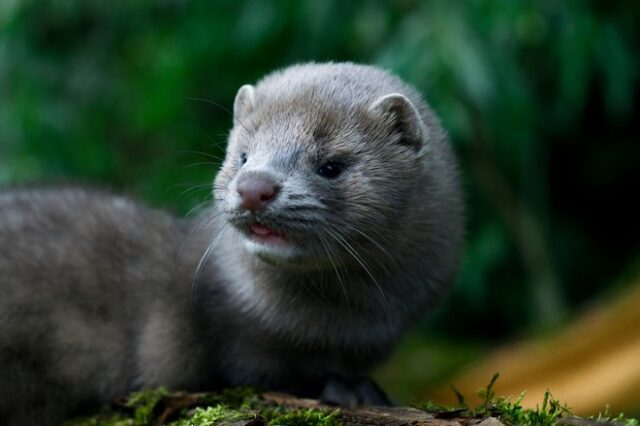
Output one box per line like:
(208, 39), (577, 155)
(326, 228), (389, 309)
(186, 97), (233, 117)
(183, 161), (222, 169)
(342, 223), (395, 260)
(186, 96), (254, 137)
(176, 150), (226, 162)
(166, 182), (211, 191)
(298, 268), (330, 309)
(318, 233), (352, 316)
(186, 198), (214, 217)
(191, 222), (229, 304)
(181, 185), (214, 197)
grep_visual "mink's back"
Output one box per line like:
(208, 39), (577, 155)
(0, 187), (188, 310)
(0, 188), (200, 424)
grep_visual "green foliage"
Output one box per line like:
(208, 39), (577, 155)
(1, 0), (639, 348)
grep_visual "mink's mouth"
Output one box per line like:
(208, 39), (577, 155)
(240, 220), (306, 265)
(248, 222), (289, 246)
(227, 213), (318, 265)
(226, 215), (339, 269)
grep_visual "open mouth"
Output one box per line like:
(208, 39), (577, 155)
(240, 220), (310, 265)
(249, 222), (289, 246)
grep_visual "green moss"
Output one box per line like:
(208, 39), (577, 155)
(166, 403), (339, 426)
(590, 406), (640, 426)
(65, 381), (639, 426)
(64, 412), (135, 426)
(263, 408), (340, 426)
(63, 389), (259, 426)
(64, 388), (170, 426)
(206, 387), (260, 409)
(474, 390), (569, 426)
(126, 387), (170, 425)
(168, 405), (255, 426)
(419, 373), (639, 426)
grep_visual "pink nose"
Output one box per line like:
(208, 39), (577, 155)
(237, 175), (278, 211)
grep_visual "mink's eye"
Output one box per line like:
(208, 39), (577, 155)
(317, 161), (344, 179)
(239, 152), (248, 166)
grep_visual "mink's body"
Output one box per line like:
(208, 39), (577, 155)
(0, 63), (463, 425)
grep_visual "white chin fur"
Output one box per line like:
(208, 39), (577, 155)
(243, 238), (302, 265)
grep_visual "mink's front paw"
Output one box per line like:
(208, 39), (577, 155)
(320, 375), (392, 407)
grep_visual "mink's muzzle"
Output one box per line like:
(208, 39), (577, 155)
(236, 172), (280, 212)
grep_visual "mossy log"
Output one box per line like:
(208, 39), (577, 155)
(64, 389), (632, 426)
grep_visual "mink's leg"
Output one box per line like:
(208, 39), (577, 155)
(320, 375), (392, 407)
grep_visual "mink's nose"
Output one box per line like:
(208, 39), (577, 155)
(236, 175), (279, 212)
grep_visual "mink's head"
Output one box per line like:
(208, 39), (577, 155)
(214, 63), (442, 270)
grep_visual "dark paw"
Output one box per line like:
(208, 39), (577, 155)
(320, 376), (392, 407)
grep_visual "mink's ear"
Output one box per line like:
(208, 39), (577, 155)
(233, 84), (256, 127)
(368, 93), (423, 151)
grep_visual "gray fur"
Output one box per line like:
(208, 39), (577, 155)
(0, 62), (463, 424)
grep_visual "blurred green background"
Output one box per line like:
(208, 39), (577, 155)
(1, 0), (639, 413)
